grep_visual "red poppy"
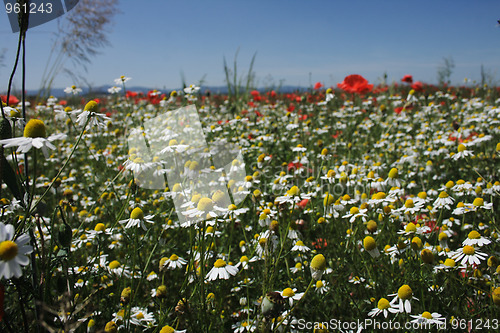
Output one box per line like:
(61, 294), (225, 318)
(411, 81), (423, 92)
(337, 74), (373, 94)
(297, 199), (309, 209)
(312, 238), (328, 249)
(287, 162), (303, 172)
(313, 82), (324, 90)
(401, 75), (413, 84)
(126, 91), (138, 98)
(0, 95), (19, 105)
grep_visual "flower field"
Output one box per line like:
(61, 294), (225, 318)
(1, 74), (500, 332)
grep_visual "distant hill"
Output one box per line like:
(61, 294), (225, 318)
(10, 85), (310, 98)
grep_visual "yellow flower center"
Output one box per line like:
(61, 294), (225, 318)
(463, 245), (475, 255)
(310, 254), (326, 270)
(130, 207), (144, 220)
(438, 191), (449, 198)
(363, 236), (376, 251)
(405, 223), (417, 233)
(24, 119), (46, 138)
(472, 198), (484, 207)
(397, 285), (413, 300)
(418, 191), (427, 199)
(212, 190), (225, 204)
(240, 255), (249, 262)
(94, 223), (106, 232)
(169, 254), (179, 261)
(374, 192), (386, 200)
(444, 258), (456, 267)
(0, 240), (18, 261)
(349, 207), (359, 215)
(377, 298), (390, 310)
(457, 144), (466, 152)
(468, 230), (481, 239)
(342, 194), (351, 201)
(287, 185), (300, 196)
(405, 199), (414, 208)
(84, 100), (98, 113)
(159, 325), (175, 333)
(295, 262), (302, 269)
(388, 168), (398, 179)
(295, 240), (305, 247)
(197, 197), (213, 212)
(438, 232), (448, 241)
(214, 259), (227, 268)
(109, 260), (121, 269)
(422, 311), (433, 319)
(316, 280), (324, 288)
(136, 312), (144, 320)
(282, 287), (295, 297)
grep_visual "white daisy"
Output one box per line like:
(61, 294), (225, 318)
(450, 245), (488, 266)
(433, 191), (454, 210)
(205, 259), (238, 281)
(114, 75), (131, 85)
(119, 207), (155, 231)
(368, 298), (398, 318)
(64, 85), (82, 95)
(161, 254), (187, 270)
(290, 240), (310, 252)
(129, 307), (156, 328)
(314, 280), (330, 294)
(281, 287), (304, 306)
(0, 222), (33, 279)
(462, 230), (491, 247)
(0, 119), (66, 158)
(389, 284), (419, 313)
(108, 86), (122, 94)
(410, 311), (446, 327)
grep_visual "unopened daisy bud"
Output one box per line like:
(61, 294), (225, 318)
(84, 100), (98, 113)
(87, 319), (96, 332)
(366, 220), (377, 233)
(120, 287), (132, 304)
(310, 254), (326, 280)
(156, 285), (167, 298)
(421, 249), (434, 264)
(24, 119), (46, 138)
(492, 287), (500, 306)
(323, 193), (334, 206)
(411, 236), (422, 250)
(104, 321), (118, 333)
(488, 256), (498, 267)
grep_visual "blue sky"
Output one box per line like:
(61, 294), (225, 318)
(2, 0), (500, 92)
